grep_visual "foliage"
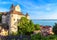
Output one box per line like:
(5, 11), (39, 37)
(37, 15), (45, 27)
(34, 24), (40, 30)
(11, 32), (18, 36)
(31, 33), (41, 40)
(23, 38), (28, 40)
(31, 33), (57, 40)
(18, 17), (35, 35)
(53, 23), (57, 35)
(0, 14), (2, 23)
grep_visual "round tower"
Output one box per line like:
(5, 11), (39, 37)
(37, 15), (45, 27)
(2, 13), (7, 24)
(15, 5), (21, 12)
(9, 4), (21, 35)
(26, 13), (30, 19)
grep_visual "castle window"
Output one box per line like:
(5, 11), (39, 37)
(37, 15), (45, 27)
(14, 22), (17, 26)
(17, 19), (19, 21)
(17, 19), (20, 23)
(11, 15), (13, 17)
(14, 19), (15, 21)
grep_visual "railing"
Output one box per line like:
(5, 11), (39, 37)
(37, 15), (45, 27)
(0, 35), (31, 40)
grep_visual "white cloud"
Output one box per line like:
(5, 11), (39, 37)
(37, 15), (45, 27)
(49, 13), (57, 19)
(38, 12), (57, 19)
(0, 1), (12, 4)
(0, 8), (9, 12)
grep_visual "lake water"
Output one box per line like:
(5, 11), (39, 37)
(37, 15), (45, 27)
(32, 19), (57, 26)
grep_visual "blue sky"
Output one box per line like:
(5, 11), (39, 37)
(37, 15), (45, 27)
(0, 0), (57, 19)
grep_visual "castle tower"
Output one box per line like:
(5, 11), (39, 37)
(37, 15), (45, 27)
(10, 4), (15, 11)
(9, 4), (29, 35)
(9, 4), (21, 35)
(15, 5), (21, 12)
(26, 13), (30, 19)
(2, 13), (7, 24)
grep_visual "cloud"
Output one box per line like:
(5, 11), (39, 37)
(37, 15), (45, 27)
(0, 1), (12, 4)
(0, 8), (9, 12)
(49, 13), (57, 19)
(37, 11), (57, 19)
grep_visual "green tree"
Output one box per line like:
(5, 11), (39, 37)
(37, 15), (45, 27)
(17, 17), (35, 35)
(34, 24), (40, 30)
(53, 23), (57, 35)
(31, 33), (41, 40)
(0, 14), (2, 23)
(31, 33), (57, 40)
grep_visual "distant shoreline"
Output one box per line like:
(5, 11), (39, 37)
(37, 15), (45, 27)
(31, 19), (57, 21)
(32, 19), (57, 26)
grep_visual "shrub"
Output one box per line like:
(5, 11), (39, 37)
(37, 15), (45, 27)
(53, 23), (57, 35)
(31, 33), (57, 40)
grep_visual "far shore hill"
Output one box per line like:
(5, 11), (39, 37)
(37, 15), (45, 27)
(31, 19), (57, 21)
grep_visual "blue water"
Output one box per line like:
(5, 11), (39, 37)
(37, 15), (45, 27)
(32, 19), (57, 26)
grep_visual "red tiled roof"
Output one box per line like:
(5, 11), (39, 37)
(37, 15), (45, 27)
(2, 12), (7, 15)
(10, 10), (24, 15)
(40, 25), (52, 29)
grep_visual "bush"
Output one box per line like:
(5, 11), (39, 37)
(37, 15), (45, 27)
(34, 24), (40, 30)
(31, 33), (57, 40)
(31, 33), (41, 40)
(23, 38), (28, 40)
(53, 23), (57, 35)
(0, 14), (2, 23)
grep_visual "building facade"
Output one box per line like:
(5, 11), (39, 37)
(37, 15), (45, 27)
(40, 25), (54, 36)
(1, 4), (29, 35)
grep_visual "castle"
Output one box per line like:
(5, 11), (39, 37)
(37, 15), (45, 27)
(0, 4), (29, 36)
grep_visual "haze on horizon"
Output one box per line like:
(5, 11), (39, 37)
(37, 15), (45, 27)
(0, 0), (57, 19)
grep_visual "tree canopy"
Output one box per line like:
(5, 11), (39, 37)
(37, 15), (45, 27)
(53, 23), (57, 35)
(17, 17), (35, 35)
(31, 33), (57, 40)
(34, 24), (40, 30)
(0, 14), (2, 23)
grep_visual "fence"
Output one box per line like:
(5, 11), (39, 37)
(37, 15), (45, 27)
(0, 35), (31, 40)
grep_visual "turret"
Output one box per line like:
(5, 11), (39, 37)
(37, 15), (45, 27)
(25, 13), (29, 19)
(15, 5), (21, 12)
(2, 12), (7, 24)
(9, 4), (19, 35)
(10, 4), (15, 12)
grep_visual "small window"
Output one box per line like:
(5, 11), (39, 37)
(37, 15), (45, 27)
(17, 19), (20, 23)
(14, 19), (15, 21)
(11, 15), (13, 17)
(17, 19), (19, 21)
(14, 22), (17, 26)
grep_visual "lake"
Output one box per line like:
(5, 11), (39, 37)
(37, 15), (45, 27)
(32, 19), (57, 26)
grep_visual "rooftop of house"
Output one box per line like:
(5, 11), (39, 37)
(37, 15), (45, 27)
(40, 25), (52, 29)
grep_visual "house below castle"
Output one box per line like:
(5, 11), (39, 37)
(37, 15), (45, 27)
(40, 25), (54, 36)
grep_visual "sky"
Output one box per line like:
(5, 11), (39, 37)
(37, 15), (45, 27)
(0, 0), (57, 19)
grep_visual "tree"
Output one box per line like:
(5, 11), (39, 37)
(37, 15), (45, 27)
(31, 33), (41, 40)
(17, 17), (35, 35)
(31, 33), (57, 40)
(53, 23), (57, 35)
(0, 14), (2, 23)
(34, 24), (40, 30)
